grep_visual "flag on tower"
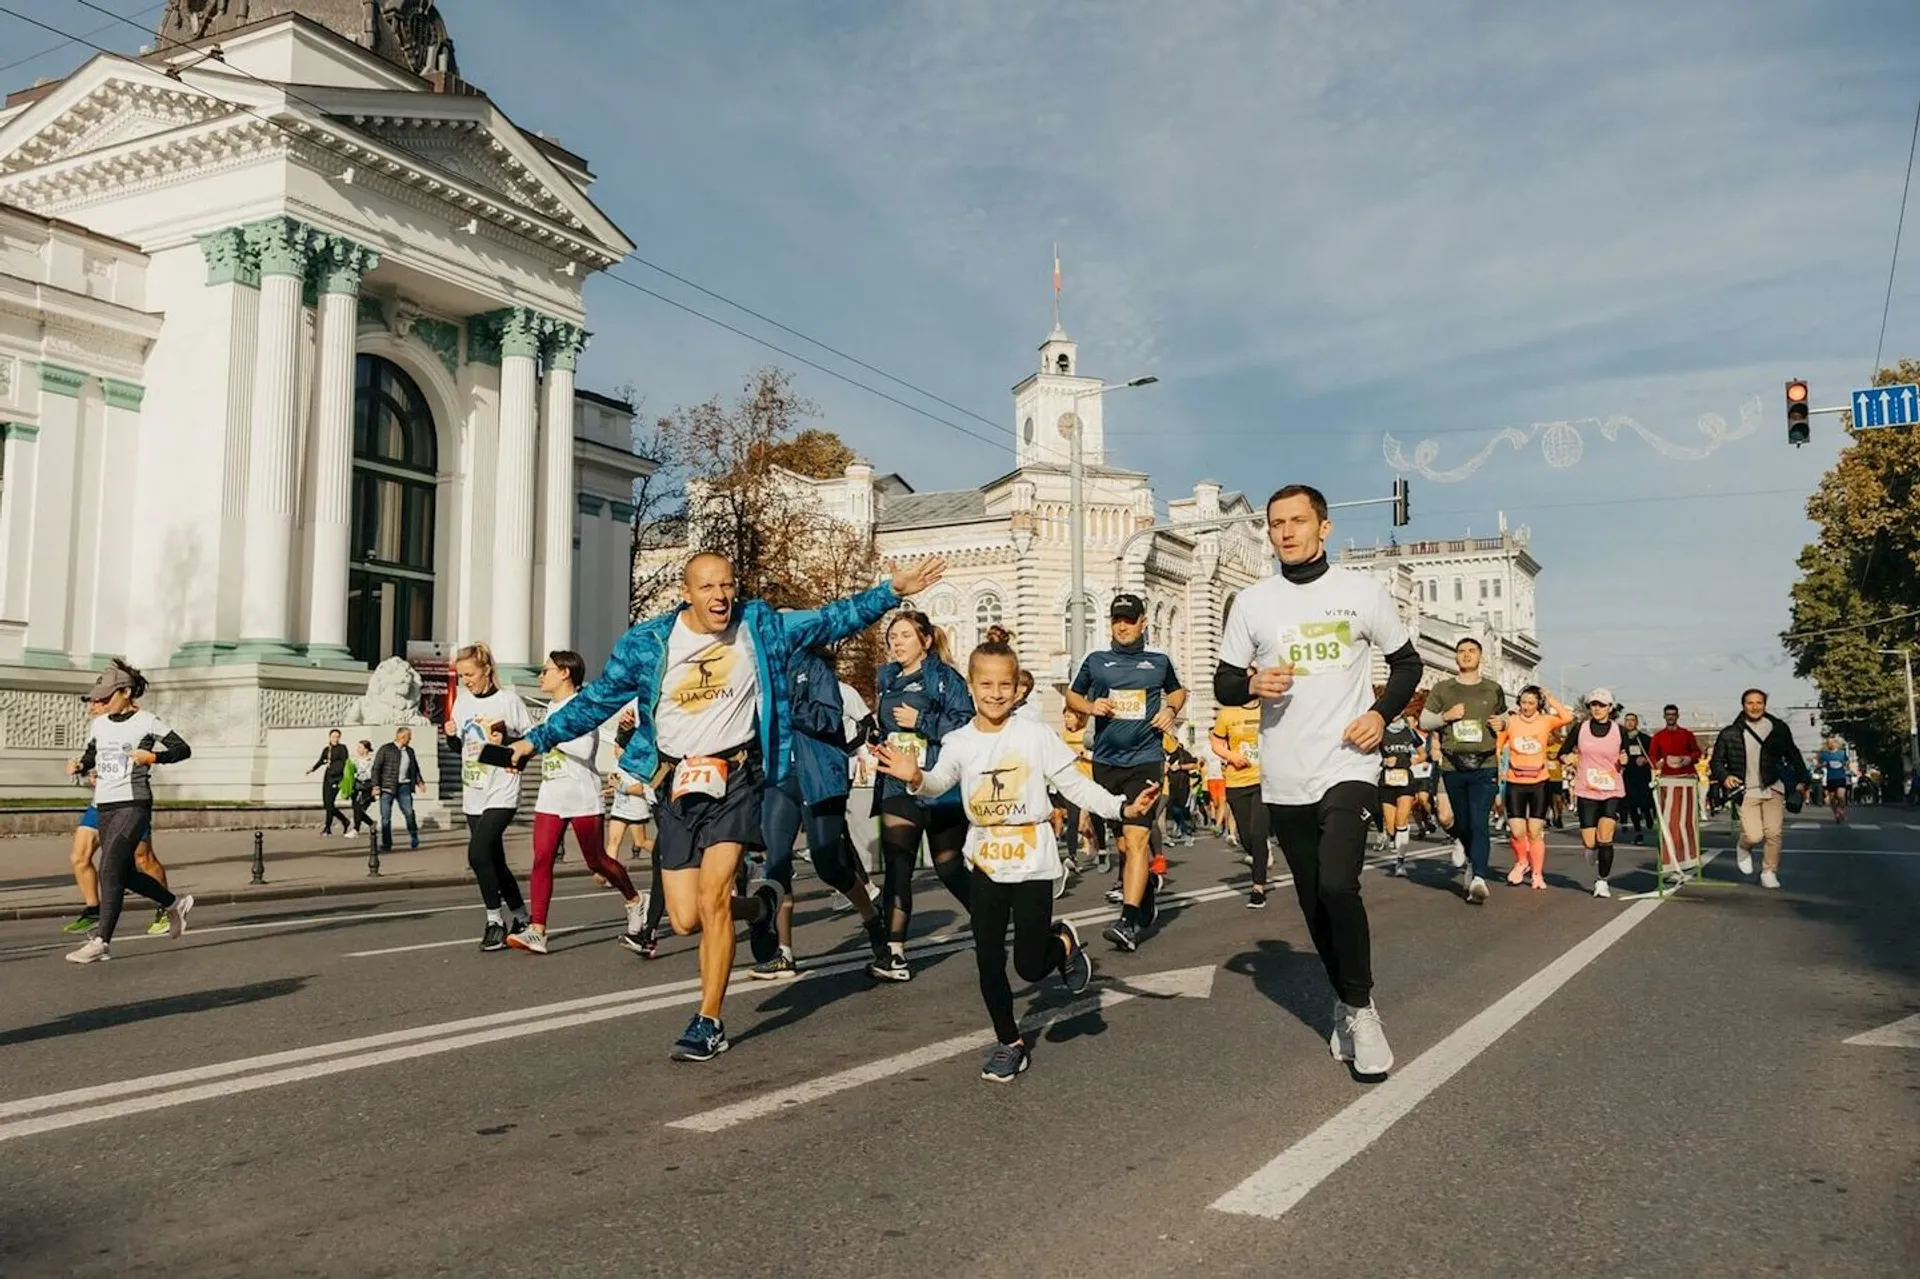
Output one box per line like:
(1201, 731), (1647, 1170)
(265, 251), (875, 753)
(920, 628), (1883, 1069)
(1053, 245), (1061, 297)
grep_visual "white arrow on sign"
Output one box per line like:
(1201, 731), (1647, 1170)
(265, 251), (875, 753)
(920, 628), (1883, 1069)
(1904, 387), (1917, 421)
(666, 966), (1219, 1132)
(1879, 389), (1892, 419)
(1843, 1013), (1920, 1049)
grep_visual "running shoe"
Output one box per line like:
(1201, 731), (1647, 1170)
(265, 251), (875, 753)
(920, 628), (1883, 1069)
(1385, 858), (1407, 878)
(147, 908), (170, 936)
(1328, 997), (1355, 1063)
(1592, 879), (1611, 899)
(1449, 844), (1467, 870)
(166, 894), (194, 939)
(618, 926), (658, 959)
(1149, 853), (1169, 877)
(505, 928), (548, 954)
(1054, 920), (1091, 995)
(1735, 848), (1754, 877)
(746, 879), (785, 965)
(1759, 870), (1781, 890)
(864, 915), (889, 965)
(62, 911), (99, 935)
(980, 1041), (1030, 1083)
(1467, 877), (1489, 905)
(1141, 871), (1164, 929)
(1531, 873), (1546, 891)
(1053, 860), (1070, 901)
(1103, 886), (1124, 905)
(480, 921), (508, 952)
(64, 936), (110, 964)
(1506, 863), (1527, 887)
(1247, 888), (1267, 910)
(868, 952), (912, 982)
(750, 953), (798, 981)
(1103, 919), (1140, 953)
(1348, 1002), (1393, 1076)
(670, 1014), (728, 1063)
(626, 896), (648, 937)
(830, 892), (857, 915)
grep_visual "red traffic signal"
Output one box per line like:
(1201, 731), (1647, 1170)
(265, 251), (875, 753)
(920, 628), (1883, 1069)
(1786, 379), (1810, 447)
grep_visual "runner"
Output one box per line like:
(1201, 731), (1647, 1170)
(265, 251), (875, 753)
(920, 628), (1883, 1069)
(1209, 697), (1269, 905)
(63, 661), (194, 964)
(1059, 707), (1098, 873)
(1817, 737), (1851, 824)
(1216, 484), (1421, 1077)
(63, 797), (172, 936)
(1708, 689), (1813, 889)
(512, 552), (943, 1061)
(1544, 731), (1569, 829)
(870, 609), (975, 981)
(605, 760), (665, 956)
(1496, 686), (1573, 889)
(753, 643), (888, 980)
(1066, 593), (1187, 953)
(1566, 690), (1629, 898)
(1620, 712), (1657, 845)
(1377, 708), (1426, 877)
(1421, 637), (1509, 905)
(872, 641), (1156, 1082)
(444, 642), (533, 950)
(1406, 693), (1440, 840)
(507, 651), (647, 955)
(1164, 734), (1199, 845)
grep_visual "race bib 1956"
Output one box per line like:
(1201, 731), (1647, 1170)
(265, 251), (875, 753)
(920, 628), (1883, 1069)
(671, 756), (729, 801)
(97, 750), (132, 783)
(1276, 620), (1357, 675)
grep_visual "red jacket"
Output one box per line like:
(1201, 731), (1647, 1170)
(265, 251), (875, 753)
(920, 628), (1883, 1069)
(1649, 725), (1703, 777)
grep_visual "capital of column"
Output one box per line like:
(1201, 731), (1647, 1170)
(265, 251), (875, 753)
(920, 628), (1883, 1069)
(198, 226), (260, 288)
(243, 216), (315, 279)
(501, 307), (543, 361)
(102, 378), (145, 412)
(311, 234), (381, 296)
(38, 363), (87, 398)
(541, 320), (588, 373)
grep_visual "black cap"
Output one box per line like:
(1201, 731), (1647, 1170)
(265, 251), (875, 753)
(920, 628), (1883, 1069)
(1109, 593), (1146, 621)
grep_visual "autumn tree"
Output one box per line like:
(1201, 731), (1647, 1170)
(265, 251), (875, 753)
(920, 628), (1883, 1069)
(1782, 357), (1920, 783)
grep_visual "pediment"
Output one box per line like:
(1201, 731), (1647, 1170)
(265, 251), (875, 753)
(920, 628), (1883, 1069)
(343, 115), (584, 227)
(0, 77), (234, 176)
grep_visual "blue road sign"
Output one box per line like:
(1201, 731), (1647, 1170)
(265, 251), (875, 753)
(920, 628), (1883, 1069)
(1851, 383), (1920, 430)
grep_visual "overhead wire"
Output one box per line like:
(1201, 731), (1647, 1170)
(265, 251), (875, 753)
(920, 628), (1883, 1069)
(1871, 92), (1920, 379)
(0, 1), (159, 74)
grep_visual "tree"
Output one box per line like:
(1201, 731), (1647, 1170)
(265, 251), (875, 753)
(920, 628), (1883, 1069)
(763, 428), (856, 480)
(1782, 357), (1920, 783)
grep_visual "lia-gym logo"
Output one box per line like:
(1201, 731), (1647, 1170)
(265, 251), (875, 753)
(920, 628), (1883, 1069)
(671, 643), (738, 711)
(968, 756), (1030, 823)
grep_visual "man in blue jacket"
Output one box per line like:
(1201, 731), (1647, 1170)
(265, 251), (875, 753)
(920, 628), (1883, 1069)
(514, 550), (946, 1062)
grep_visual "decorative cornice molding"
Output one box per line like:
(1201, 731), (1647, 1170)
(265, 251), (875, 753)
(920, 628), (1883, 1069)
(6, 422), (40, 441)
(38, 362), (86, 398)
(410, 317), (459, 377)
(576, 493), (607, 517)
(0, 78), (233, 175)
(607, 499), (636, 523)
(0, 117), (286, 216)
(101, 378), (145, 411)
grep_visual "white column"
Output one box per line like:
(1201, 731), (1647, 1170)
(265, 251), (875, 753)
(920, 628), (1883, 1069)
(22, 364), (84, 666)
(304, 235), (380, 666)
(235, 217), (312, 661)
(538, 323), (584, 654)
(0, 423), (41, 625)
(489, 307), (542, 669)
(83, 381), (144, 660)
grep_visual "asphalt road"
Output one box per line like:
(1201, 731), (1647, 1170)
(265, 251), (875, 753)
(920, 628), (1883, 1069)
(1, 808), (1916, 1278)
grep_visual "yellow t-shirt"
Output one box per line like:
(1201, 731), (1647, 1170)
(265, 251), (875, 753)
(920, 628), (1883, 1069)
(1063, 725), (1094, 778)
(1211, 704), (1262, 789)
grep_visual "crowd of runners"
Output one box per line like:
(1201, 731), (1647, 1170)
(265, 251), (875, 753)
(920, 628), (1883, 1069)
(53, 484), (1865, 1084)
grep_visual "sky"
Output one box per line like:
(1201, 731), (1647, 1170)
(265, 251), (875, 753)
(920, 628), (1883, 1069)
(6, 0), (1920, 721)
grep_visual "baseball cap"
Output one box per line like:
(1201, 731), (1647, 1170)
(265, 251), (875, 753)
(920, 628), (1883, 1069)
(1109, 593), (1146, 621)
(82, 665), (134, 703)
(1587, 687), (1614, 706)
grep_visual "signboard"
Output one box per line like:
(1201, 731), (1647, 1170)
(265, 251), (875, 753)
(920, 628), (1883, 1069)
(1850, 383), (1920, 430)
(407, 641), (456, 725)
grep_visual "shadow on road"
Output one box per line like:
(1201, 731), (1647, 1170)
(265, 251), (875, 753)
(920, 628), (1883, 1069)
(1223, 938), (1336, 1042)
(0, 976), (312, 1049)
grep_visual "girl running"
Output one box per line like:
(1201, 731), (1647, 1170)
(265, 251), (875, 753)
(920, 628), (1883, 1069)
(65, 795), (171, 936)
(508, 651), (648, 955)
(1566, 689), (1629, 898)
(445, 642), (532, 950)
(1497, 686), (1573, 889)
(873, 642), (1157, 1082)
(63, 660), (193, 964)
(869, 610), (974, 982)
(1209, 698), (1268, 906)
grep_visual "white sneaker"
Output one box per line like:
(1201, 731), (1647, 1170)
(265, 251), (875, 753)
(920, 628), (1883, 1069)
(167, 893), (194, 939)
(1760, 870), (1780, 890)
(1328, 997), (1354, 1063)
(505, 927), (549, 954)
(626, 897), (648, 935)
(1592, 879), (1611, 899)
(1449, 844), (1466, 870)
(65, 936), (110, 964)
(1346, 1001), (1393, 1076)
(1736, 848), (1754, 877)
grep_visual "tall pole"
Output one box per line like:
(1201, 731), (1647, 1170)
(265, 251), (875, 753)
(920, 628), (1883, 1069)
(1903, 649), (1919, 765)
(1069, 412), (1087, 673)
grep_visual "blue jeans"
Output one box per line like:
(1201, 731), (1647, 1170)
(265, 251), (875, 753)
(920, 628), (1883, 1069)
(378, 785), (419, 851)
(1442, 767), (1500, 879)
(759, 775), (861, 894)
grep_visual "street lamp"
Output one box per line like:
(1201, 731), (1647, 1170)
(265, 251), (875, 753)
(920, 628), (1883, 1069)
(1063, 376), (1159, 674)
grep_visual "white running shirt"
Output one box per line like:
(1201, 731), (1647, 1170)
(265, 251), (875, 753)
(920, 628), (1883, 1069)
(535, 692), (602, 818)
(452, 686), (532, 815)
(911, 717), (1125, 884)
(1218, 564), (1410, 806)
(87, 709), (177, 806)
(655, 617), (759, 760)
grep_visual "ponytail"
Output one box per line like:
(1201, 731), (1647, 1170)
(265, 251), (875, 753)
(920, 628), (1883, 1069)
(456, 641), (499, 692)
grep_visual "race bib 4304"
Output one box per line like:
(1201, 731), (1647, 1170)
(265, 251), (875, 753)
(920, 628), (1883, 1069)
(970, 825), (1043, 880)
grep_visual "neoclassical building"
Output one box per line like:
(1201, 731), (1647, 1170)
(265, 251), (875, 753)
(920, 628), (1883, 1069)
(0, 3), (646, 798)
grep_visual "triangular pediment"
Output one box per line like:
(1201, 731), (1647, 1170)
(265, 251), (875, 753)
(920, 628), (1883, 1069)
(348, 116), (570, 223)
(0, 61), (243, 176)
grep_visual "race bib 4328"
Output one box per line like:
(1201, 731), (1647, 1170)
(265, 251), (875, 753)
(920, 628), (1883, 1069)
(1110, 689), (1148, 721)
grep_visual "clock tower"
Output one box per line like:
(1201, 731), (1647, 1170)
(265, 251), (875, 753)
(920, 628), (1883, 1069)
(1013, 321), (1106, 469)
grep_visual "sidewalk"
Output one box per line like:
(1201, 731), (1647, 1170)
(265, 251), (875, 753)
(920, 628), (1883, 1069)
(0, 823), (639, 921)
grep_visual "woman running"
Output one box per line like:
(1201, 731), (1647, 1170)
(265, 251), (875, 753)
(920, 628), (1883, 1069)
(1565, 689), (1629, 898)
(508, 651), (648, 955)
(65, 792), (172, 936)
(872, 642), (1156, 1082)
(1497, 686), (1574, 889)
(1378, 709), (1425, 876)
(868, 610), (974, 982)
(63, 660), (193, 963)
(446, 641), (532, 950)
(1209, 697), (1268, 906)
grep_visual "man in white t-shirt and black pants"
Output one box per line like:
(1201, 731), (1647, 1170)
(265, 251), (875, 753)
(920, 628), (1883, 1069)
(1216, 485), (1423, 1077)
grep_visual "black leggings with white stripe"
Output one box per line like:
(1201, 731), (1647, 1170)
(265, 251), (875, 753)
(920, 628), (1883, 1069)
(96, 803), (174, 943)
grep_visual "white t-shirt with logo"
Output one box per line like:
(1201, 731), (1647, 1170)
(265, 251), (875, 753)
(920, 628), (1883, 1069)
(911, 717), (1126, 884)
(452, 686), (533, 815)
(1218, 564), (1411, 806)
(535, 692), (602, 818)
(87, 709), (177, 806)
(607, 767), (652, 822)
(655, 617), (759, 760)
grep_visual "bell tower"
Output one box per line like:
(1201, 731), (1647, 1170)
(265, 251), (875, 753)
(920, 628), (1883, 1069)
(1013, 320), (1105, 469)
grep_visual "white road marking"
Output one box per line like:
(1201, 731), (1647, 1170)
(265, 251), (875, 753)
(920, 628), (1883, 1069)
(1210, 850), (1718, 1220)
(347, 919), (623, 957)
(1843, 1013), (1920, 1049)
(667, 965), (1218, 1132)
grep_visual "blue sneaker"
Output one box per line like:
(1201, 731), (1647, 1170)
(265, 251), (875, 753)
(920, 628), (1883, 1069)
(980, 1041), (1030, 1083)
(1054, 920), (1091, 995)
(670, 1014), (728, 1062)
(746, 879), (785, 965)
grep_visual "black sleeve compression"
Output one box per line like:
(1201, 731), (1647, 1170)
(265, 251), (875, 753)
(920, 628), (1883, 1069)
(1213, 661), (1252, 708)
(1369, 641), (1421, 724)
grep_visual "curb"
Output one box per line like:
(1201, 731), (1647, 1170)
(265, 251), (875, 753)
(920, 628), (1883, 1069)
(1, 863), (626, 922)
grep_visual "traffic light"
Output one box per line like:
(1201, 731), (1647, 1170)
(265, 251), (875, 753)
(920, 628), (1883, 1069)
(1786, 379), (1810, 447)
(1392, 476), (1411, 527)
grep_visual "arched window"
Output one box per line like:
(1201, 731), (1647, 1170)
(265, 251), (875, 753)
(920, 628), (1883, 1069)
(348, 355), (438, 666)
(975, 593), (1004, 645)
(1063, 593), (1097, 660)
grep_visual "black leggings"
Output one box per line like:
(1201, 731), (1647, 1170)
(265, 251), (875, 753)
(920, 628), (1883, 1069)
(1226, 784), (1269, 882)
(1625, 781), (1655, 832)
(96, 804), (174, 943)
(465, 807), (524, 913)
(1266, 780), (1375, 1008)
(969, 868), (1064, 1045)
(880, 800), (970, 942)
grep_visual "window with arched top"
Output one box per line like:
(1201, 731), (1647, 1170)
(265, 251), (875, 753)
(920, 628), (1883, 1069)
(1056, 353), (1071, 374)
(349, 355), (438, 666)
(975, 593), (1004, 636)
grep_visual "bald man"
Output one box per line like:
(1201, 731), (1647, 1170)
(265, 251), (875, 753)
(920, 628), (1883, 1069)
(517, 551), (947, 1062)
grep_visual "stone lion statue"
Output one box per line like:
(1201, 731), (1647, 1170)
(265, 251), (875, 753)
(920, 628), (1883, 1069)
(356, 656), (427, 726)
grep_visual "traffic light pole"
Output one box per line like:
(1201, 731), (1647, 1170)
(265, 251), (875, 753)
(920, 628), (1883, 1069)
(1106, 493), (1404, 588)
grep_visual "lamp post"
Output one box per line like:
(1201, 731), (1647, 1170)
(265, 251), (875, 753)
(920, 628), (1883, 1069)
(1065, 375), (1158, 675)
(1878, 647), (1919, 770)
